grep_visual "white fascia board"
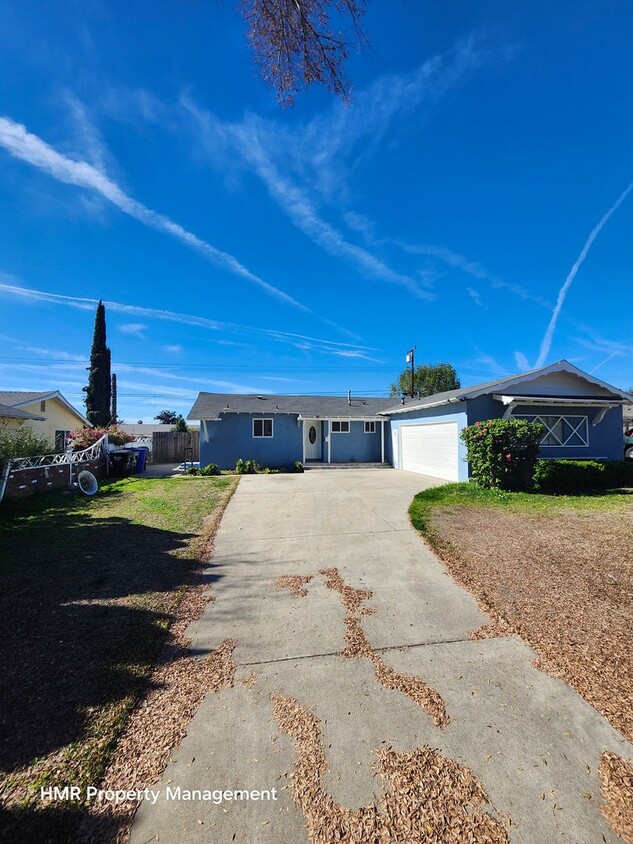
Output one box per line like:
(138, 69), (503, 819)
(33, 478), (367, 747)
(382, 397), (464, 416)
(494, 394), (626, 407)
(297, 415), (384, 421)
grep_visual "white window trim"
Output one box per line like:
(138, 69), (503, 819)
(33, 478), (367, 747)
(364, 421), (376, 433)
(252, 418), (274, 438)
(514, 414), (589, 447)
(331, 420), (350, 434)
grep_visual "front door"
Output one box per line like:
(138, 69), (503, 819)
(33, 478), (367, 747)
(304, 420), (322, 460)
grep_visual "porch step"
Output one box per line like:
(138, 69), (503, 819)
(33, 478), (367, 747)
(303, 462), (390, 470)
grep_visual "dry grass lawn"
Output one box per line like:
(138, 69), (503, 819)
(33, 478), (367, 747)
(409, 484), (633, 743)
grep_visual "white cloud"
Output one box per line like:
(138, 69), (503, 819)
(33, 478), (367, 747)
(0, 116), (317, 315)
(514, 351), (530, 371)
(534, 179), (633, 368)
(400, 242), (551, 308)
(182, 43), (484, 301)
(0, 280), (375, 357)
(163, 344), (183, 354)
(119, 323), (147, 336)
(467, 287), (484, 308)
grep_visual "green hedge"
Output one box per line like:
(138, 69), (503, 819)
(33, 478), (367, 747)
(533, 459), (633, 493)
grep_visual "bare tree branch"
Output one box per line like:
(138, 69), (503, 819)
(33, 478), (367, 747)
(240, 0), (368, 105)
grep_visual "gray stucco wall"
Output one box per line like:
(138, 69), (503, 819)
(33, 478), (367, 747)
(200, 412), (302, 469)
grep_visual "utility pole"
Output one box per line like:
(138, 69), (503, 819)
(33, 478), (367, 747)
(405, 346), (416, 398)
(110, 373), (118, 425)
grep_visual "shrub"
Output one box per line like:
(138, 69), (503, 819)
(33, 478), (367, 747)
(532, 459), (605, 493)
(199, 463), (220, 476)
(461, 418), (544, 490)
(68, 426), (135, 450)
(235, 458), (259, 475)
(0, 422), (51, 467)
(185, 466), (199, 475)
(602, 460), (633, 488)
(533, 459), (633, 493)
(293, 460), (304, 473)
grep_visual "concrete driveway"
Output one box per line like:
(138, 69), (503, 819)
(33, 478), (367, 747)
(130, 469), (632, 844)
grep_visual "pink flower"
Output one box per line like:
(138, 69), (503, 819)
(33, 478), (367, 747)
(475, 421), (481, 427)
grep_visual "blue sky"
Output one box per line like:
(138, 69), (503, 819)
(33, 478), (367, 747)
(0, 0), (632, 423)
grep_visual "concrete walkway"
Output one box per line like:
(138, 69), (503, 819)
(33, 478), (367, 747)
(141, 462), (183, 478)
(130, 469), (632, 844)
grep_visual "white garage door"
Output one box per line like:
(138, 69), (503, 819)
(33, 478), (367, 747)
(400, 421), (459, 481)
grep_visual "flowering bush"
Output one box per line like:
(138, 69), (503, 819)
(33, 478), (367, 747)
(67, 426), (135, 451)
(460, 418), (544, 490)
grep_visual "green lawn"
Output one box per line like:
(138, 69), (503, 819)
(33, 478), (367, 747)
(409, 481), (633, 534)
(0, 475), (236, 843)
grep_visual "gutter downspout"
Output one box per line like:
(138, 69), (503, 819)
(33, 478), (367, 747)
(381, 419), (385, 463)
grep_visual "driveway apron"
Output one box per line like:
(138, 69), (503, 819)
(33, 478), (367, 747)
(130, 469), (632, 844)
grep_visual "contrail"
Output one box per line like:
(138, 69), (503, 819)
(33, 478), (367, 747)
(0, 116), (309, 314)
(535, 179), (633, 368)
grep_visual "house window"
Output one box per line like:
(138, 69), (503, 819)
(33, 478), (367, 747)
(331, 421), (350, 433)
(514, 415), (589, 447)
(55, 430), (70, 452)
(253, 418), (273, 438)
(364, 421), (376, 433)
(40, 400), (46, 412)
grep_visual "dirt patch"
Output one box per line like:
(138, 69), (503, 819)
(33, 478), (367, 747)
(271, 693), (507, 843)
(599, 752), (633, 844)
(427, 505), (633, 741)
(274, 575), (313, 598)
(320, 568), (449, 727)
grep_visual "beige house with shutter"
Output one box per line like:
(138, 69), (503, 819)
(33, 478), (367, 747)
(0, 391), (90, 451)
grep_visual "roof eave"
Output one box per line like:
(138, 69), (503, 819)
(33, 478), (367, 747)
(382, 396), (466, 416)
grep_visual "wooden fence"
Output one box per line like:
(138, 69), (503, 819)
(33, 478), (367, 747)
(152, 430), (200, 463)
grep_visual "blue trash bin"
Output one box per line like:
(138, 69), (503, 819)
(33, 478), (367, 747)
(135, 446), (149, 473)
(126, 448), (144, 474)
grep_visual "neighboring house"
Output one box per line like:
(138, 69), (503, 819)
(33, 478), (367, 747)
(119, 423), (175, 453)
(0, 402), (46, 424)
(188, 361), (633, 480)
(0, 391), (90, 451)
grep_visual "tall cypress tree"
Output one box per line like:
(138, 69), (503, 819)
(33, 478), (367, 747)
(83, 300), (112, 427)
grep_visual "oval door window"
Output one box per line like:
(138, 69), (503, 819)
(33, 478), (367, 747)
(308, 426), (317, 444)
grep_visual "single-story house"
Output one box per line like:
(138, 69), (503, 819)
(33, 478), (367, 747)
(0, 390), (90, 452)
(187, 360), (633, 480)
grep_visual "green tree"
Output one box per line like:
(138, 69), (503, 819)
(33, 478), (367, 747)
(83, 300), (111, 427)
(389, 362), (460, 398)
(174, 415), (188, 432)
(154, 410), (179, 424)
